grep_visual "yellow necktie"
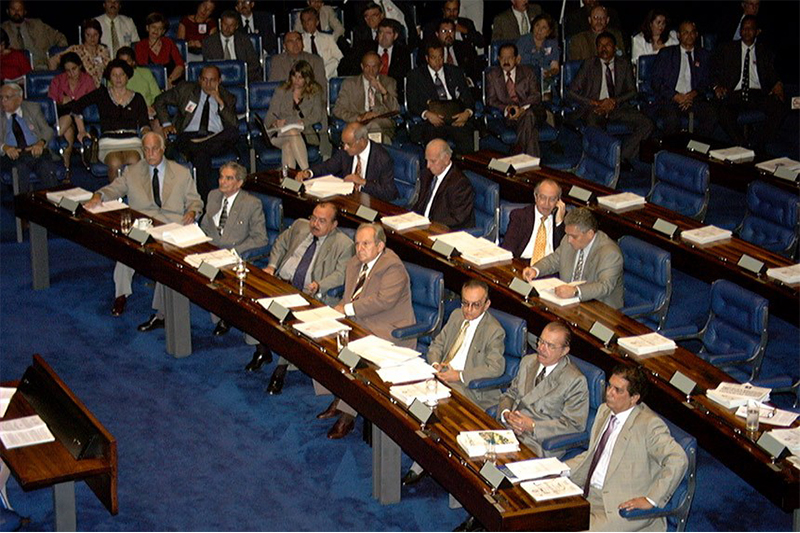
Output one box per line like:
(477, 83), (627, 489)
(531, 216), (547, 265)
(442, 320), (469, 366)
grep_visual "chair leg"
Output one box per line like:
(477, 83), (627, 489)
(12, 168), (22, 243)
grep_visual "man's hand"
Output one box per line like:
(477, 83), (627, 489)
(305, 281), (320, 295)
(770, 81), (785, 102)
(333, 303), (345, 314)
(452, 110), (470, 127)
(555, 200), (566, 225)
(554, 284), (578, 298)
(343, 173), (366, 186)
(30, 141), (44, 157)
(435, 367), (460, 383)
(506, 410), (535, 434)
(84, 193), (102, 210)
(295, 169), (312, 181)
(593, 98), (616, 115)
(3, 145), (21, 160)
(455, 21), (469, 35)
(522, 266), (538, 282)
(162, 124), (177, 136)
(505, 105), (521, 119)
(263, 266), (276, 276)
(426, 112), (445, 127)
(368, 76), (387, 95)
(619, 497), (654, 512)
(181, 211), (196, 225)
(714, 86), (728, 100)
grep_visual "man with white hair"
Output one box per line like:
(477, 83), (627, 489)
(410, 139), (474, 230)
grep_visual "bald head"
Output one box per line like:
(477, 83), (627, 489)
(425, 139), (452, 176)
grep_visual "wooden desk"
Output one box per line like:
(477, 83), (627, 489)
(456, 150), (800, 325)
(1, 355), (117, 531)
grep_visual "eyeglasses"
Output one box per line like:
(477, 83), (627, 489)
(438, 29), (455, 34)
(309, 215), (329, 224)
(461, 300), (486, 310)
(535, 193), (559, 204)
(538, 338), (565, 350)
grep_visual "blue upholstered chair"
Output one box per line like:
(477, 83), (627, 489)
(464, 170), (499, 241)
(186, 60), (248, 87)
(243, 192), (283, 266)
(392, 262), (445, 353)
(24, 70), (58, 98)
(383, 145), (420, 208)
(499, 201), (529, 245)
(247, 34), (264, 79)
(467, 308), (527, 393)
(648, 151), (710, 220)
(619, 236), (672, 330)
(572, 126), (621, 188)
(174, 40), (188, 64)
(636, 54), (659, 108)
(145, 65), (168, 91)
(736, 181), (800, 258)
(327, 76), (348, 145)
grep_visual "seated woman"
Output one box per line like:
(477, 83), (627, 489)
(49, 19), (110, 88)
(265, 60), (324, 170)
(177, 0), (218, 61)
(135, 12), (185, 88)
(72, 59), (150, 182)
(47, 52), (95, 176)
(116, 46), (161, 132)
(517, 13), (560, 98)
(631, 9), (678, 67)
(0, 29), (32, 82)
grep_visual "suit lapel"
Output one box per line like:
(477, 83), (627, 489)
(606, 404), (641, 478)
(356, 76), (367, 109)
(161, 161), (175, 207)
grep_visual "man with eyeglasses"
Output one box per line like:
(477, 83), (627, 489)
(420, 18), (480, 88)
(402, 279), (506, 486)
(267, 31), (327, 94)
(502, 179), (566, 261)
(568, 5), (625, 61)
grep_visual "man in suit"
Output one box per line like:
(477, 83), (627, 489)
(85, 132), (203, 322)
(332, 52), (400, 144)
(343, 20), (411, 103)
(267, 31), (327, 96)
(352, 2), (384, 47)
(567, 32), (654, 165)
(260, 202), (354, 390)
(650, 21), (716, 137)
(566, 365), (687, 531)
(491, 0), (543, 42)
(0, 83), (57, 194)
(422, 0), (484, 51)
(299, 7), (342, 80)
(154, 65), (239, 202)
(523, 207), (624, 309)
(502, 179), (566, 261)
(293, 0), (345, 43)
(2, 0), (66, 70)
(315, 223), (415, 439)
(717, 0), (760, 42)
(297, 122), (397, 201)
(564, 0), (621, 39)
(712, 16), (785, 152)
(421, 18), (481, 88)
(236, 0), (278, 55)
(94, 0), (139, 57)
(202, 10), (263, 83)
(568, 5), (626, 61)
(486, 43), (544, 156)
(200, 161), (268, 338)
(406, 43), (476, 155)
(411, 139), (475, 230)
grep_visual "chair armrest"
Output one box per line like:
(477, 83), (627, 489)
(540, 431), (589, 452)
(326, 285), (344, 299)
(468, 373), (513, 390)
(463, 226), (484, 238)
(621, 303), (656, 318)
(619, 506), (673, 520)
(240, 245), (271, 261)
(703, 351), (751, 366)
(392, 322), (435, 341)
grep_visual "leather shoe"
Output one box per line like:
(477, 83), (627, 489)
(137, 315), (164, 332)
(316, 400), (340, 419)
(453, 516), (484, 532)
(245, 344), (272, 372)
(111, 295), (127, 317)
(401, 468), (429, 486)
(327, 413), (355, 439)
(266, 364), (288, 394)
(213, 320), (230, 336)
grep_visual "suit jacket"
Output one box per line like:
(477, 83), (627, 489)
(426, 308), (505, 410)
(501, 205), (566, 259)
(491, 6), (543, 42)
(532, 230), (624, 309)
(301, 31), (342, 79)
(0, 101), (54, 152)
(97, 158), (203, 223)
(267, 52), (327, 96)
(332, 74), (399, 136)
(485, 65), (541, 110)
(200, 189), (268, 254)
(341, 42), (411, 101)
(154, 81), (237, 133)
(423, 17), (484, 50)
(497, 354), (589, 457)
(411, 163), (475, 230)
(268, 220), (354, 304)
(417, 40), (480, 85)
(265, 86), (325, 145)
(565, 5), (621, 38)
(406, 64), (475, 118)
(2, 19), (67, 69)
(239, 11), (277, 54)
(202, 32), (263, 82)
(293, 5), (345, 42)
(712, 40), (780, 94)
(651, 45), (712, 104)
(309, 142), (397, 202)
(568, 29), (626, 61)
(568, 57), (638, 118)
(566, 403), (688, 531)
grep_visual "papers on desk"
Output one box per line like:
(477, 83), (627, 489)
(257, 294), (310, 310)
(734, 402), (798, 427)
(766, 264), (800, 285)
(0, 415), (55, 449)
(681, 225), (733, 245)
(430, 232), (513, 265)
(457, 430), (520, 458)
(303, 175), (354, 198)
(488, 153), (541, 173)
(376, 357), (436, 384)
(707, 382), (771, 409)
(501, 457), (571, 483)
(770, 427), (800, 456)
(45, 187), (93, 204)
(347, 335), (421, 368)
(84, 200), (128, 214)
(755, 157), (800, 176)
(381, 212), (431, 231)
(266, 123), (304, 135)
(529, 278), (584, 307)
(292, 318), (350, 339)
(597, 192), (646, 210)
(708, 146), (755, 163)
(293, 306), (345, 323)
(0, 388), (15, 417)
(389, 380), (452, 406)
(148, 223), (213, 248)
(184, 249), (239, 269)
(521, 476), (583, 502)
(617, 332), (676, 356)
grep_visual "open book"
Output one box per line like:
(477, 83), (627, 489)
(148, 223), (212, 248)
(0, 414), (55, 449)
(456, 430), (520, 458)
(529, 278), (584, 306)
(766, 264), (800, 285)
(430, 232), (513, 265)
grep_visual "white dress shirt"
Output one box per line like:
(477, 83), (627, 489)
(675, 45), (694, 94)
(448, 312), (486, 381)
(589, 405), (634, 489)
(735, 42), (761, 91)
(212, 190), (239, 227)
(185, 91), (223, 133)
(344, 251), (382, 316)
(512, 8), (530, 35)
(351, 140), (371, 178)
(302, 31), (343, 79)
(423, 162), (452, 218)
(521, 209), (555, 259)
(94, 13), (139, 55)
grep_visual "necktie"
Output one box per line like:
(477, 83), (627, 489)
(572, 249), (585, 282)
(292, 236), (318, 290)
(152, 168), (161, 207)
(198, 95), (210, 134)
(423, 176), (439, 217)
(218, 198), (228, 234)
(223, 37), (233, 60)
(355, 156), (363, 178)
(506, 72), (519, 104)
(351, 263), (369, 300)
(520, 12), (529, 35)
(310, 34), (318, 55)
(368, 86), (376, 110)
(380, 49), (389, 75)
(533, 366), (546, 387)
(11, 114), (27, 149)
(434, 73), (448, 100)
(16, 26), (24, 49)
(686, 51), (694, 90)
(244, 18), (252, 33)
(110, 19), (119, 54)
(531, 216), (547, 264)
(442, 320), (469, 366)
(446, 48), (455, 65)
(741, 47), (751, 102)
(583, 415), (618, 496)
(605, 62), (615, 98)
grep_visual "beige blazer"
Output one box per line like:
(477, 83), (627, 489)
(200, 189), (268, 254)
(265, 86), (325, 146)
(332, 74), (399, 136)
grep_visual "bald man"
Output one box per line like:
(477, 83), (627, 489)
(410, 139), (474, 230)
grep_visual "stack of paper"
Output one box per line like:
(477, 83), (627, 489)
(681, 225), (733, 245)
(184, 249), (239, 269)
(597, 192), (647, 210)
(709, 146), (755, 163)
(521, 477), (583, 502)
(257, 294), (310, 310)
(381, 212), (431, 231)
(431, 232), (513, 265)
(490, 153), (541, 172)
(707, 382), (771, 409)
(84, 200), (128, 214)
(347, 335), (421, 368)
(617, 332), (676, 355)
(376, 357), (436, 384)
(46, 187), (93, 204)
(0, 387), (15, 417)
(501, 457), (571, 483)
(303, 175), (355, 198)
(0, 415), (55, 449)
(529, 278), (583, 306)
(293, 306), (344, 323)
(734, 402), (799, 427)
(456, 430), (520, 458)
(149, 223), (213, 248)
(389, 380), (452, 406)
(768, 427), (800, 456)
(766, 264), (800, 284)
(755, 157), (800, 175)
(293, 319), (350, 339)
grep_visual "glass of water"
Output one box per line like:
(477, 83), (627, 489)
(425, 378), (438, 407)
(120, 211), (132, 234)
(336, 329), (349, 351)
(746, 400), (760, 433)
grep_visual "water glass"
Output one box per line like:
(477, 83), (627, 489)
(336, 329), (349, 351)
(425, 378), (438, 407)
(746, 400), (760, 433)
(120, 211), (132, 234)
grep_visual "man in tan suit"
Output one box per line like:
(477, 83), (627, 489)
(566, 365), (687, 531)
(2, 0), (67, 70)
(333, 51), (399, 143)
(568, 5), (625, 61)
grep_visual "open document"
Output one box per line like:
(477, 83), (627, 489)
(184, 249), (239, 269)
(257, 294), (310, 310)
(148, 223), (212, 248)
(0, 415), (55, 449)
(303, 175), (355, 198)
(529, 278), (584, 306)
(521, 476), (583, 502)
(376, 357), (436, 384)
(84, 200), (128, 214)
(707, 382), (770, 408)
(346, 335), (421, 368)
(500, 457), (571, 483)
(430, 231), (513, 265)
(389, 380), (451, 406)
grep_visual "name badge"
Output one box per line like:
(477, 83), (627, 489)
(185, 101), (198, 113)
(198, 23), (207, 34)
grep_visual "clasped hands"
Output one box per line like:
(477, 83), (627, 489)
(505, 410), (535, 434)
(590, 97), (617, 116)
(262, 266), (319, 295)
(426, 110), (470, 127)
(431, 362), (459, 383)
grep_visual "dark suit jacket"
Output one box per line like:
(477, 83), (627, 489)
(416, 40), (480, 85)
(423, 17), (484, 50)
(567, 57), (637, 118)
(200, 189), (268, 254)
(491, 6), (543, 42)
(406, 64), (475, 118)
(485, 65), (541, 110)
(712, 40), (780, 93)
(411, 163), (475, 230)
(501, 205), (566, 259)
(309, 142), (398, 202)
(154, 81), (237, 133)
(202, 32), (263, 82)
(238, 11), (277, 54)
(651, 45), (712, 103)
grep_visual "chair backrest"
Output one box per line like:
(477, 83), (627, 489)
(248, 34), (263, 60)
(562, 59), (583, 92)
(487, 307), (527, 380)
(487, 40), (516, 66)
(144, 65), (169, 91)
(636, 54), (658, 104)
(574, 126), (621, 188)
(660, 418), (698, 532)
(25, 70), (59, 98)
(327, 76), (347, 116)
(225, 85), (249, 133)
(384, 145), (420, 208)
(649, 151), (710, 220)
(403, 261), (445, 342)
(738, 180), (800, 257)
(248, 80), (281, 116)
(47, 45), (68, 59)
(499, 201), (529, 242)
(248, 191), (283, 254)
(187, 60), (247, 87)
(619, 235), (672, 330)
(464, 170), (500, 241)
(174, 39), (188, 63)
(264, 55), (273, 80)
(166, 16), (182, 39)
(569, 356), (605, 439)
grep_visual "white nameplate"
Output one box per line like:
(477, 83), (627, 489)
(686, 140), (711, 155)
(487, 158), (512, 174)
(774, 166), (799, 182)
(431, 239), (456, 259)
(589, 321), (615, 346)
(653, 218), (679, 239)
(509, 277), (533, 299)
(337, 346), (361, 369)
(479, 461), (512, 490)
(355, 205), (378, 222)
(280, 177), (303, 192)
(58, 196), (81, 214)
(669, 371), (696, 397)
(568, 185), (593, 203)
(738, 254), (765, 275)
(127, 226), (150, 244)
(757, 431), (787, 459)
(266, 300), (291, 323)
(197, 260), (220, 281)
(408, 398), (434, 425)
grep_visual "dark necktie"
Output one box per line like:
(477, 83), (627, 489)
(380, 49), (389, 75)
(506, 72), (519, 103)
(244, 18), (252, 33)
(446, 48), (455, 65)
(218, 198), (228, 234)
(11, 114), (27, 149)
(583, 414), (618, 496)
(152, 168), (161, 207)
(533, 367), (546, 387)
(351, 263), (369, 300)
(198, 95), (210, 134)
(572, 249), (585, 282)
(292, 236), (318, 290)
(686, 51), (694, 90)
(16, 26), (23, 49)
(605, 62), (615, 98)
(310, 34), (318, 55)
(434, 73), (448, 100)
(741, 47), (751, 102)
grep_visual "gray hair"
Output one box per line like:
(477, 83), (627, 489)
(352, 123), (369, 141)
(564, 207), (598, 233)
(534, 178), (562, 197)
(220, 160), (247, 181)
(1, 82), (23, 98)
(357, 222), (386, 244)
(142, 131), (166, 150)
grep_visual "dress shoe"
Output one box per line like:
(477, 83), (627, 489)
(137, 315), (164, 332)
(266, 364), (288, 394)
(453, 516), (484, 532)
(401, 468), (429, 486)
(327, 413), (355, 439)
(213, 320), (230, 336)
(111, 295), (127, 317)
(245, 344), (272, 372)
(316, 400), (340, 419)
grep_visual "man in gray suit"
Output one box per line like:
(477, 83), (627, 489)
(267, 31), (327, 100)
(491, 0), (542, 42)
(566, 365), (687, 531)
(85, 132), (203, 322)
(2, 0), (66, 70)
(568, 5), (626, 61)
(523, 207), (624, 309)
(202, 10), (263, 83)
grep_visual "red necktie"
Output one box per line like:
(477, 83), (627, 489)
(446, 47), (455, 65)
(380, 49), (389, 75)
(506, 72), (519, 103)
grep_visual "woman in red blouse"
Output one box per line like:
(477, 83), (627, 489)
(135, 12), (185, 88)
(177, 0), (217, 59)
(0, 29), (31, 81)
(47, 52), (95, 173)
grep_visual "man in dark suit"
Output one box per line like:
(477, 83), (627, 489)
(422, 0), (484, 51)
(344, 19), (411, 103)
(406, 43), (476, 154)
(352, 2), (383, 47)
(297, 122), (397, 202)
(502, 179), (566, 261)
(411, 139), (475, 230)
(716, 0), (761, 42)
(154, 65), (239, 202)
(712, 16), (785, 152)
(567, 32), (654, 165)
(420, 18), (481, 88)
(650, 21), (716, 137)
(202, 10), (263, 83)
(235, 0), (277, 54)
(485, 43), (543, 156)
(491, 0), (542, 42)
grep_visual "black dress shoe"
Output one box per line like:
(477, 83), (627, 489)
(401, 468), (429, 486)
(453, 516), (484, 532)
(266, 364), (288, 394)
(111, 295), (127, 316)
(327, 413), (355, 439)
(137, 315), (164, 332)
(316, 400), (340, 419)
(213, 320), (230, 336)
(245, 344), (272, 372)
